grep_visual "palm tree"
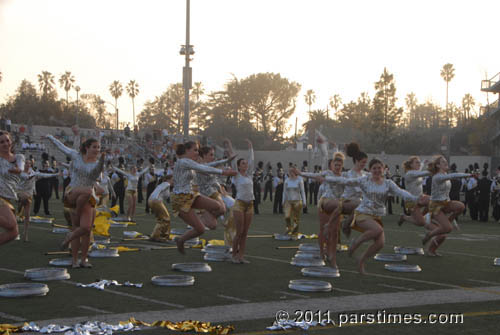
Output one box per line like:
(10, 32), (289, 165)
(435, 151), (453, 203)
(37, 71), (56, 97)
(126, 80), (139, 128)
(109, 80), (123, 129)
(440, 63), (455, 127)
(328, 94), (342, 120)
(58, 71), (75, 107)
(75, 86), (81, 124)
(461, 93), (475, 121)
(304, 89), (316, 112)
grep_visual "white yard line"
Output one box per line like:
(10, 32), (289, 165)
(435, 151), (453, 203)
(333, 287), (364, 294)
(468, 279), (500, 286)
(276, 290), (309, 299)
(0, 312), (26, 322)
(77, 305), (112, 314)
(217, 294), (250, 303)
(378, 283), (415, 291)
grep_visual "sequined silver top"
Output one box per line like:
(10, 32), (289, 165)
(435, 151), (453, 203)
(18, 169), (58, 195)
(0, 154), (25, 200)
(196, 158), (231, 196)
(404, 170), (431, 197)
(325, 175), (418, 217)
(302, 170), (346, 199)
(430, 172), (470, 201)
(231, 148), (254, 201)
(173, 158), (222, 194)
(341, 169), (367, 201)
(149, 182), (171, 202)
(47, 135), (104, 188)
(282, 177), (306, 204)
(113, 166), (149, 191)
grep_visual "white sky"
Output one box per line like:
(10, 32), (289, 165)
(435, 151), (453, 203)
(1, 0), (499, 133)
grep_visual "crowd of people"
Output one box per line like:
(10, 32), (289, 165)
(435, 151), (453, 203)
(1, 126), (499, 274)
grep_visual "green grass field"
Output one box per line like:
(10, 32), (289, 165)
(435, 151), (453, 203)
(2, 197), (500, 334)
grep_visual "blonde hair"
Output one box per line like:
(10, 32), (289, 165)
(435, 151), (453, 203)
(427, 155), (444, 175)
(333, 151), (345, 162)
(403, 156), (419, 173)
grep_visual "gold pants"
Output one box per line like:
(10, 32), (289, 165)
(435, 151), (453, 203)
(223, 207), (236, 246)
(351, 211), (383, 233)
(233, 200), (254, 214)
(284, 200), (302, 235)
(171, 192), (200, 217)
(429, 200), (449, 216)
(149, 200), (171, 239)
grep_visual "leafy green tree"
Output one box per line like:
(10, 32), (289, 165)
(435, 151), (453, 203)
(81, 94), (112, 129)
(109, 80), (123, 129)
(371, 68), (403, 152)
(126, 80), (139, 128)
(240, 73), (301, 142)
(58, 71), (75, 107)
(440, 63), (455, 127)
(405, 92), (417, 129)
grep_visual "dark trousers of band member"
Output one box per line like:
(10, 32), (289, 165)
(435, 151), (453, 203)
(145, 182), (157, 213)
(33, 193), (50, 215)
(254, 183), (261, 214)
(263, 181), (273, 202)
(112, 183), (125, 214)
(478, 198), (490, 222)
(273, 184), (284, 214)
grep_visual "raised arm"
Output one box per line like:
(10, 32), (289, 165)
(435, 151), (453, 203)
(138, 166), (150, 177)
(388, 179), (419, 202)
(324, 175), (364, 186)
(47, 134), (78, 158)
(246, 139), (254, 172)
(207, 156), (234, 167)
(405, 170), (431, 181)
(112, 166), (132, 179)
(35, 171), (59, 179)
(433, 172), (471, 183)
(181, 159), (223, 175)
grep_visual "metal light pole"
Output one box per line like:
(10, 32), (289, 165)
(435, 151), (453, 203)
(75, 86), (80, 125)
(182, 0), (192, 140)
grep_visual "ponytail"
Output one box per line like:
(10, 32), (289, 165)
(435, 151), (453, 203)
(403, 156), (419, 173)
(346, 142), (367, 164)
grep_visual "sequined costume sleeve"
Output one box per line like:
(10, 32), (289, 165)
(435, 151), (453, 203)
(112, 167), (132, 180)
(248, 147), (254, 173)
(387, 179), (419, 202)
(173, 158), (222, 194)
(324, 175), (365, 186)
(0, 154), (26, 200)
(46, 134), (78, 160)
(207, 157), (231, 167)
(138, 166), (150, 177)
(433, 172), (471, 183)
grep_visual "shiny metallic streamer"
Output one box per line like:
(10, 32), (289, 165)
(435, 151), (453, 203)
(76, 280), (143, 291)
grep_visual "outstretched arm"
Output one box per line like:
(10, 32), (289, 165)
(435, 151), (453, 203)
(47, 135), (78, 158)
